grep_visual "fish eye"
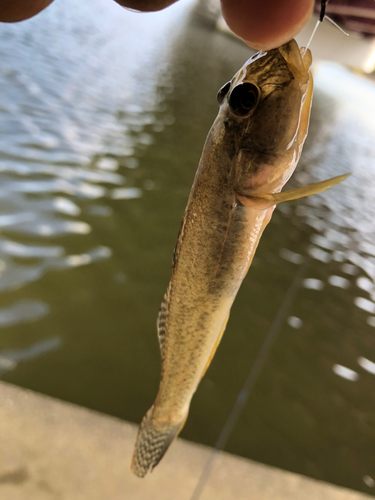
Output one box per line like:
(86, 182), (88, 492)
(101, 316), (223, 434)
(217, 81), (231, 105)
(228, 82), (259, 116)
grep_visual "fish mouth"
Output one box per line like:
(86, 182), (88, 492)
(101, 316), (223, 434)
(278, 39), (312, 82)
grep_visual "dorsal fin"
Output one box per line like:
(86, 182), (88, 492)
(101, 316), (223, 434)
(156, 286), (171, 359)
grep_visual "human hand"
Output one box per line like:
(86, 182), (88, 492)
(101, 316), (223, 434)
(0, 0), (314, 51)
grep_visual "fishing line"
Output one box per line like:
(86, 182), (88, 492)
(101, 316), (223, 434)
(303, 19), (321, 56)
(189, 258), (309, 500)
(325, 16), (349, 36)
(302, 0), (327, 56)
(302, 0), (349, 57)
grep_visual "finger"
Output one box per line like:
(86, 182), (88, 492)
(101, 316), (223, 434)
(0, 0), (54, 22)
(0, 0), (179, 22)
(114, 0), (179, 12)
(221, 0), (315, 50)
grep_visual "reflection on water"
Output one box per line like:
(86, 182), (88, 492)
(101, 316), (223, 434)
(332, 364), (360, 382)
(0, 299), (49, 326)
(1, 0), (375, 495)
(303, 278), (324, 290)
(287, 316), (303, 329)
(358, 357), (375, 375)
(0, 337), (61, 375)
(328, 275), (350, 288)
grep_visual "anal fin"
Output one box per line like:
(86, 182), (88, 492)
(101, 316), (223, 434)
(199, 313), (230, 382)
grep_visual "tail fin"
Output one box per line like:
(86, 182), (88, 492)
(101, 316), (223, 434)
(131, 405), (186, 478)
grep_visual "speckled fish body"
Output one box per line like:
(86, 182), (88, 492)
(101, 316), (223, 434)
(131, 39), (347, 477)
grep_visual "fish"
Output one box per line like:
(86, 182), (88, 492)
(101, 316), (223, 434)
(131, 39), (348, 477)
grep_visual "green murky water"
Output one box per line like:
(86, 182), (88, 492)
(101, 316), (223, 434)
(1, 0), (375, 495)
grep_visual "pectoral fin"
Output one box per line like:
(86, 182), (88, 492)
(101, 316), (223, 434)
(237, 173), (350, 210)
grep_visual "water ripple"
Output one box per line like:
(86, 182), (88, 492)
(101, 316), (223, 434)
(0, 337), (61, 376)
(0, 299), (49, 327)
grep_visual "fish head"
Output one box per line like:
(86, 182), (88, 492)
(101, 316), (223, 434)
(217, 39), (313, 156)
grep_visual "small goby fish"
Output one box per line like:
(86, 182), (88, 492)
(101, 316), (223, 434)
(131, 39), (348, 477)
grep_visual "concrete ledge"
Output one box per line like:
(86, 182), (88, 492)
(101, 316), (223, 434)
(0, 381), (371, 500)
